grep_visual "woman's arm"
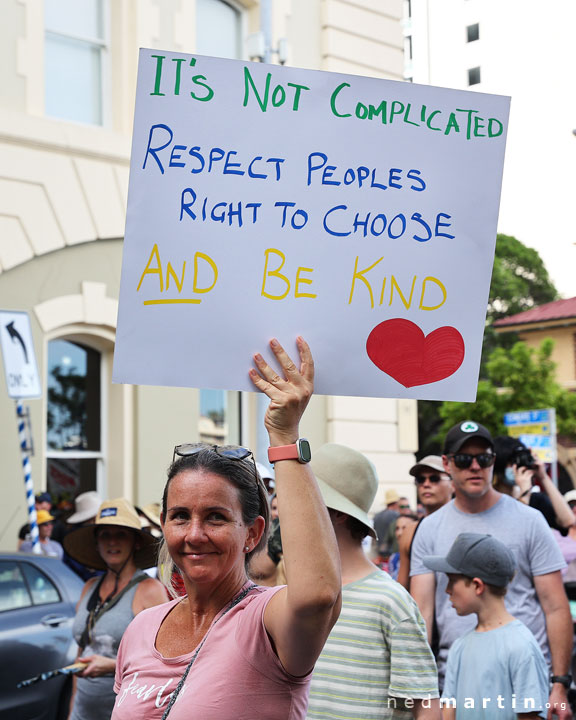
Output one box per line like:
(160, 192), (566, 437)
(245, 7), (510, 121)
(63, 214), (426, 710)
(533, 461), (574, 529)
(396, 521), (418, 590)
(250, 337), (341, 677)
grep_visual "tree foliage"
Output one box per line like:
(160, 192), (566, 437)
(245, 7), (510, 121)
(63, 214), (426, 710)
(479, 233), (559, 372)
(488, 234), (558, 323)
(417, 234), (563, 456)
(438, 339), (576, 439)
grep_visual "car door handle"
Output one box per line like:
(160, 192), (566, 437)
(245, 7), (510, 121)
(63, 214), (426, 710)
(41, 614), (69, 627)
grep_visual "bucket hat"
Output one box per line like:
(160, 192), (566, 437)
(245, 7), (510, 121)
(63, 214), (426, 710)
(311, 443), (378, 538)
(67, 491), (102, 524)
(36, 509), (55, 525)
(63, 498), (158, 570)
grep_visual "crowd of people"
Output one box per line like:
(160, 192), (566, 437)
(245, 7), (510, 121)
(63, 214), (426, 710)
(15, 340), (576, 719)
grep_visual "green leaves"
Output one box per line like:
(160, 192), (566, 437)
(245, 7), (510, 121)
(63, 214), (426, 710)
(417, 234), (565, 455)
(488, 234), (558, 322)
(439, 339), (576, 437)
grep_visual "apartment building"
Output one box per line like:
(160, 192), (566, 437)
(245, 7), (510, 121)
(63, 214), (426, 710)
(404, 0), (576, 300)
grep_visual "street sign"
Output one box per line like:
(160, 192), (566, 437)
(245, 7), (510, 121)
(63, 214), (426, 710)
(0, 310), (41, 398)
(504, 408), (556, 464)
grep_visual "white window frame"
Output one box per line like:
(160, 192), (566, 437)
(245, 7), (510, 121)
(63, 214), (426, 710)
(196, 0), (247, 60)
(44, 0), (110, 126)
(44, 335), (108, 498)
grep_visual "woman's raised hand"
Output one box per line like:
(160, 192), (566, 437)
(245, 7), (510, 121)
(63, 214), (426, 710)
(249, 336), (314, 445)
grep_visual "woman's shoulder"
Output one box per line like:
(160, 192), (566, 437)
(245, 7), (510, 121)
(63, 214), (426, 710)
(134, 575), (169, 611)
(78, 574), (100, 603)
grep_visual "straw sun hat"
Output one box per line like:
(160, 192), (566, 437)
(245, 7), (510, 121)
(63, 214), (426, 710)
(63, 498), (158, 570)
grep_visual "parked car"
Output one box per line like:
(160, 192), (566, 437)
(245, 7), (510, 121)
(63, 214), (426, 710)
(0, 552), (83, 720)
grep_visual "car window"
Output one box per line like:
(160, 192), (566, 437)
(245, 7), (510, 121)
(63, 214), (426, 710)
(21, 562), (61, 605)
(0, 561), (32, 611)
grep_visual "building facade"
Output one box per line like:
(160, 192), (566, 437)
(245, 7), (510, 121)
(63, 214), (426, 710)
(0, 0), (418, 551)
(404, 0), (576, 301)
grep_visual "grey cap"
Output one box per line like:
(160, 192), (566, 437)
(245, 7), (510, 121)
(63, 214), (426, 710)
(423, 532), (516, 587)
(409, 455), (445, 476)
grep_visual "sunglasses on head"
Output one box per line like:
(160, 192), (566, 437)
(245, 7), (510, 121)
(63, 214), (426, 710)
(414, 474), (444, 485)
(447, 452), (495, 469)
(172, 443), (258, 482)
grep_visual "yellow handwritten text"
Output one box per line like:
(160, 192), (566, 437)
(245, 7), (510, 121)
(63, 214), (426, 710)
(261, 248), (317, 300)
(137, 243), (219, 304)
(348, 255), (447, 310)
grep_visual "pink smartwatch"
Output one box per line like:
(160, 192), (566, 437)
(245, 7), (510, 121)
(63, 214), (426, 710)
(268, 439), (311, 464)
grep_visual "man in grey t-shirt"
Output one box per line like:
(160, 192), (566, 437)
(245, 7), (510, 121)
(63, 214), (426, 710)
(410, 420), (572, 720)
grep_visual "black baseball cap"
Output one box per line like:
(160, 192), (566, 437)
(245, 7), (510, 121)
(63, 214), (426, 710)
(423, 532), (516, 587)
(443, 421), (494, 454)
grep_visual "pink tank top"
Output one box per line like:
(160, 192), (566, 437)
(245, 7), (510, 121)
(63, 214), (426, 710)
(112, 585), (311, 719)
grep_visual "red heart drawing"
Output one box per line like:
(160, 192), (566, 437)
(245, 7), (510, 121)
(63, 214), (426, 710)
(366, 318), (465, 388)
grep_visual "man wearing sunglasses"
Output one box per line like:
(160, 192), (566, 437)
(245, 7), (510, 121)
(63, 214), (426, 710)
(395, 457), (453, 591)
(410, 421), (572, 719)
(411, 457), (454, 516)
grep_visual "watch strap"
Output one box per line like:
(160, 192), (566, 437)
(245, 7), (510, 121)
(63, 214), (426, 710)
(268, 444), (300, 463)
(550, 675), (571, 689)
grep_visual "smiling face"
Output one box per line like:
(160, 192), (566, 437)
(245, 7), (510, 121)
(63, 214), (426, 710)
(96, 526), (137, 571)
(443, 439), (495, 502)
(162, 469), (264, 589)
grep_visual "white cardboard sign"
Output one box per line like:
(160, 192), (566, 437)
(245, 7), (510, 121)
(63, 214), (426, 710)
(113, 49), (510, 401)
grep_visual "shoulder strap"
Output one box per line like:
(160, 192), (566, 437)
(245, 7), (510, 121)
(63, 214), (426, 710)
(80, 573), (148, 648)
(98, 572), (148, 615)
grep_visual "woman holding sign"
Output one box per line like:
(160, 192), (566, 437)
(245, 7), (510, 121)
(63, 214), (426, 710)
(111, 337), (341, 720)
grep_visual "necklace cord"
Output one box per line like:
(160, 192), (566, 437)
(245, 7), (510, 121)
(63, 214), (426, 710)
(160, 584), (257, 720)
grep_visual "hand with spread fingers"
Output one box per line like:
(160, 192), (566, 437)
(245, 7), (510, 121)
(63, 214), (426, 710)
(111, 336), (340, 720)
(249, 336), (314, 446)
(249, 335), (341, 682)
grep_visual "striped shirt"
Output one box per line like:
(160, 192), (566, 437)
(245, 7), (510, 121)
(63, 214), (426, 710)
(307, 570), (439, 720)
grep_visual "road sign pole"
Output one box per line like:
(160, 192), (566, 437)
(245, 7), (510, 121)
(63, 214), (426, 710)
(550, 408), (558, 486)
(16, 400), (40, 553)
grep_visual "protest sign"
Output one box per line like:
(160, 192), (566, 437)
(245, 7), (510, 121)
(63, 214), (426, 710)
(113, 49), (510, 400)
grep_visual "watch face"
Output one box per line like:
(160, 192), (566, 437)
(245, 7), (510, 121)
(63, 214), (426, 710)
(298, 439), (312, 463)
